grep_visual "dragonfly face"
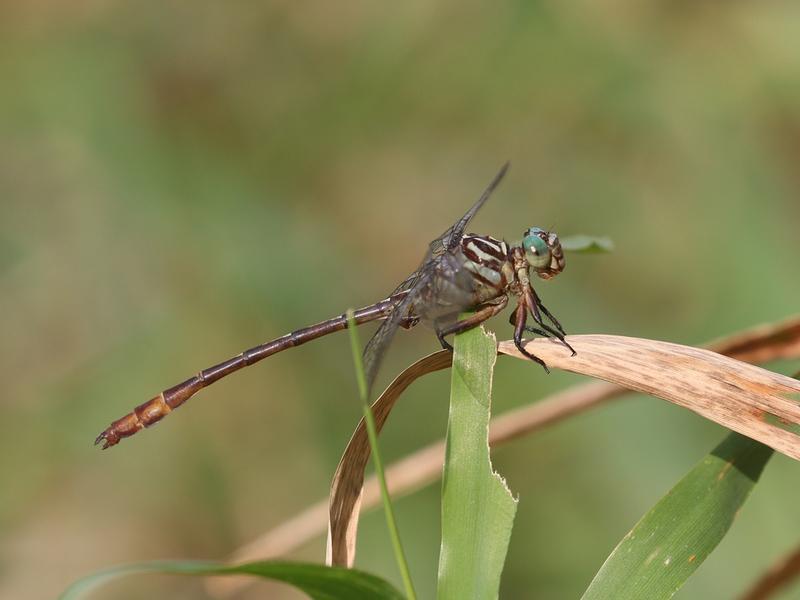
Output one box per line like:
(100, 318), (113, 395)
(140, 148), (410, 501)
(522, 227), (565, 280)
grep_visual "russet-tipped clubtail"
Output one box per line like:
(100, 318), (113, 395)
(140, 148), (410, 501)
(95, 163), (574, 449)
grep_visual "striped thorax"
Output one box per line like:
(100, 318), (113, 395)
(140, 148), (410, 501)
(461, 228), (565, 305)
(461, 234), (514, 303)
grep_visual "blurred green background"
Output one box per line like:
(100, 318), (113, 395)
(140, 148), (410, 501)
(2, 2), (800, 599)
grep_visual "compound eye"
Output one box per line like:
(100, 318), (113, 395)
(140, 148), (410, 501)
(523, 232), (551, 269)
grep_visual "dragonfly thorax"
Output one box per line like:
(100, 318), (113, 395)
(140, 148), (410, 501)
(408, 234), (510, 325)
(460, 234), (514, 299)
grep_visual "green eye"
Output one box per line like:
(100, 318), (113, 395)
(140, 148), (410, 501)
(523, 233), (551, 268)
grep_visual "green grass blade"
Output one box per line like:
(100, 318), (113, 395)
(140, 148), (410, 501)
(581, 433), (774, 600)
(60, 559), (405, 600)
(346, 309), (416, 600)
(437, 324), (517, 599)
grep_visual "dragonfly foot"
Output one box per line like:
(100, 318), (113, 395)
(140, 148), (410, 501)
(513, 338), (550, 374)
(436, 331), (454, 352)
(559, 337), (577, 356)
(524, 325), (575, 357)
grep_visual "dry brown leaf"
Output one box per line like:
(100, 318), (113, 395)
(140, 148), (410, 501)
(208, 316), (800, 598)
(499, 335), (800, 460)
(327, 351), (452, 566)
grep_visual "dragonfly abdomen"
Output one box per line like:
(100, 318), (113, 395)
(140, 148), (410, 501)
(95, 296), (404, 448)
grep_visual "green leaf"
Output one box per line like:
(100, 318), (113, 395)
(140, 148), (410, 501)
(560, 235), (614, 253)
(346, 309), (417, 599)
(437, 324), (517, 599)
(581, 433), (774, 600)
(60, 560), (405, 600)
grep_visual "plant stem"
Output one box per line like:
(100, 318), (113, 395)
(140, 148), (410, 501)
(346, 309), (416, 600)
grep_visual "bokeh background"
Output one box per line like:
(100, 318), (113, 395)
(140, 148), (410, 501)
(3, 2), (800, 599)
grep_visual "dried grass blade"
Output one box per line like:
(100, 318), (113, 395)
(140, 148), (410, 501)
(499, 335), (800, 461)
(326, 350), (452, 567)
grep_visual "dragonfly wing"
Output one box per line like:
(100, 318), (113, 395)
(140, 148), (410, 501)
(363, 264), (430, 390)
(391, 163), (508, 297)
(427, 162), (509, 258)
(366, 163), (509, 389)
(390, 268), (421, 296)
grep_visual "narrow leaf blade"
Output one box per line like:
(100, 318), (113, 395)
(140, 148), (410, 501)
(437, 325), (517, 599)
(581, 433), (774, 600)
(60, 560), (405, 600)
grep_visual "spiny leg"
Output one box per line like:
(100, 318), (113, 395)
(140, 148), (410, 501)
(526, 289), (576, 356)
(526, 293), (564, 340)
(435, 296), (508, 351)
(526, 300), (566, 342)
(511, 298), (573, 356)
(509, 308), (553, 339)
(523, 325), (551, 337)
(436, 328), (453, 352)
(512, 296), (550, 373)
(531, 287), (567, 337)
(510, 307), (556, 340)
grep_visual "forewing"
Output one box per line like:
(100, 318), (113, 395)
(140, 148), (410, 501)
(366, 163), (509, 389)
(427, 162), (509, 258)
(390, 268), (422, 296)
(391, 163), (508, 297)
(363, 264), (432, 390)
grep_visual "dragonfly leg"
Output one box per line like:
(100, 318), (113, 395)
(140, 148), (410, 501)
(531, 287), (568, 337)
(435, 296), (509, 351)
(510, 308), (555, 340)
(436, 330), (454, 352)
(526, 288), (576, 356)
(513, 297), (550, 373)
(508, 307), (517, 327)
(523, 325), (551, 337)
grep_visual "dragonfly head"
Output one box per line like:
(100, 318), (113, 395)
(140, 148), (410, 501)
(522, 227), (565, 280)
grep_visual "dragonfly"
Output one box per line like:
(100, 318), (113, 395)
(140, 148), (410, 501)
(95, 163), (574, 449)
